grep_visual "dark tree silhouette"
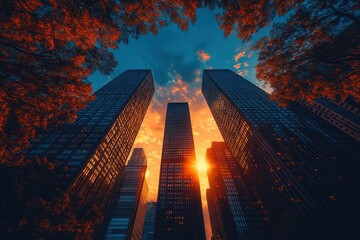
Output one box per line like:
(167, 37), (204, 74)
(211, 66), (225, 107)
(0, 0), (201, 165)
(0, 158), (103, 239)
(216, 0), (304, 41)
(253, 0), (360, 105)
(0, 0), (119, 164)
(217, 0), (359, 105)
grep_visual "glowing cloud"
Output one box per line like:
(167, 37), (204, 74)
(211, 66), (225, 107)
(234, 63), (241, 69)
(133, 66), (223, 240)
(196, 50), (211, 62)
(237, 69), (249, 76)
(234, 51), (245, 62)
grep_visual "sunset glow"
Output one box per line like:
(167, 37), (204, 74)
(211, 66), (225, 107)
(90, 15), (257, 234)
(145, 169), (150, 179)
(197, 157), (209, 172)
(2, 1), (359, 239)
(132, 87), (224, 239)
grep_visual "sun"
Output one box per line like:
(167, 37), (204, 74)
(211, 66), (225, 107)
(196, 158), (209, 172)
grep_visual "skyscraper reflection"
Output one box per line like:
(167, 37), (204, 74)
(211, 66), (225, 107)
(102, 148), (148, 240)
(206, 142), (264, 240)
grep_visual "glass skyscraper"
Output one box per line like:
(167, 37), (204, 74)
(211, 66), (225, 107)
(297, 98), (360, 141)
(154, 102), (206, 240)
(25, 70), (154, 213)
(142, 202), (157, 240)
(102, 148), (148, 240)
(206, 142), (263, 240)
(202, 69), (360, 239)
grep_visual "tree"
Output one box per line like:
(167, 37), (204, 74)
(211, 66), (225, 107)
(253, 0), (360, 105)
(216, 0), (359, 105)
(116, 0), (200, 39)
(0, 158), (103, 239)
(0, 0), (201, 165)
(0, 0), (120, 164)
(216, 0), (304, 41)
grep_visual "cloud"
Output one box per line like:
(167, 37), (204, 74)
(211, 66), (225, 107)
(135, 127), (161, 145)
(169, 78), (191, 101)
(194, 69), (202, 83)
(233, 45), (253, 65)
(133, 99), (165, 200)
(132, 41), (223, 206)
(244, 62), (249, 67)
(234, 51), (245, 62)
(233, 63), (241, 69)
(193, 131), (200, 136)
(196, 50), (211, 62)
(237, 69), (249, 76)
(143, 49), (201, 86)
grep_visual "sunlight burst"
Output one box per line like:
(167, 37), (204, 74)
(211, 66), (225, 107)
(196, 158), (209, 172)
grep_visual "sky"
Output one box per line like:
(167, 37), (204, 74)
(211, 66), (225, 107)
(88, 7), (270, 239)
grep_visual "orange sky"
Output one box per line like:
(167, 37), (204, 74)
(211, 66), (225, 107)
(131, 67), (224, 239)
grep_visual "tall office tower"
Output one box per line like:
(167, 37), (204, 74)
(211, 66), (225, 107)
(154, 102), (206, 240)
(202, 69), (360, 239)
(297, 98), (360, 141)
(102, 148), (148, 240)
(206, 142), (263, 240)
(142, 202), (157, 240)
(25, 70), (154, 212)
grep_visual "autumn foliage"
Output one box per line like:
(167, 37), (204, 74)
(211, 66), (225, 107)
(0, 0), (201, 238)
(216, 0), (304, 41)
(253, 1), (360, 104)
(0, 0), (120, 164)
(0, 0), (203, 165)
(216, 0), (359, 105)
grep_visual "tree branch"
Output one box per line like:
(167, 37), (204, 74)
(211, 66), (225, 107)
(330, 5), (360, 25)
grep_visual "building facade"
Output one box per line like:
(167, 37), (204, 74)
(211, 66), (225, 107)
(102, 148), (148, 240)
(202, 69), (360, 239)
(142, 202), (157, 240)
(297, 98), (360, 141)
(26, 70), (154, 212)
(154, 102), (206, 240)
(206, 142), (263, 240)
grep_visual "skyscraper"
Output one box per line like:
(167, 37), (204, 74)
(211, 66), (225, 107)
(25, 70), (154, 212)
(202, 69), (360, 239)
(102, 148), (148, 240)
(297, 98), (360, 141)
(142, 202), (157, 240)
(154, 102), (206, 240)
(206, 142), (264, 240)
